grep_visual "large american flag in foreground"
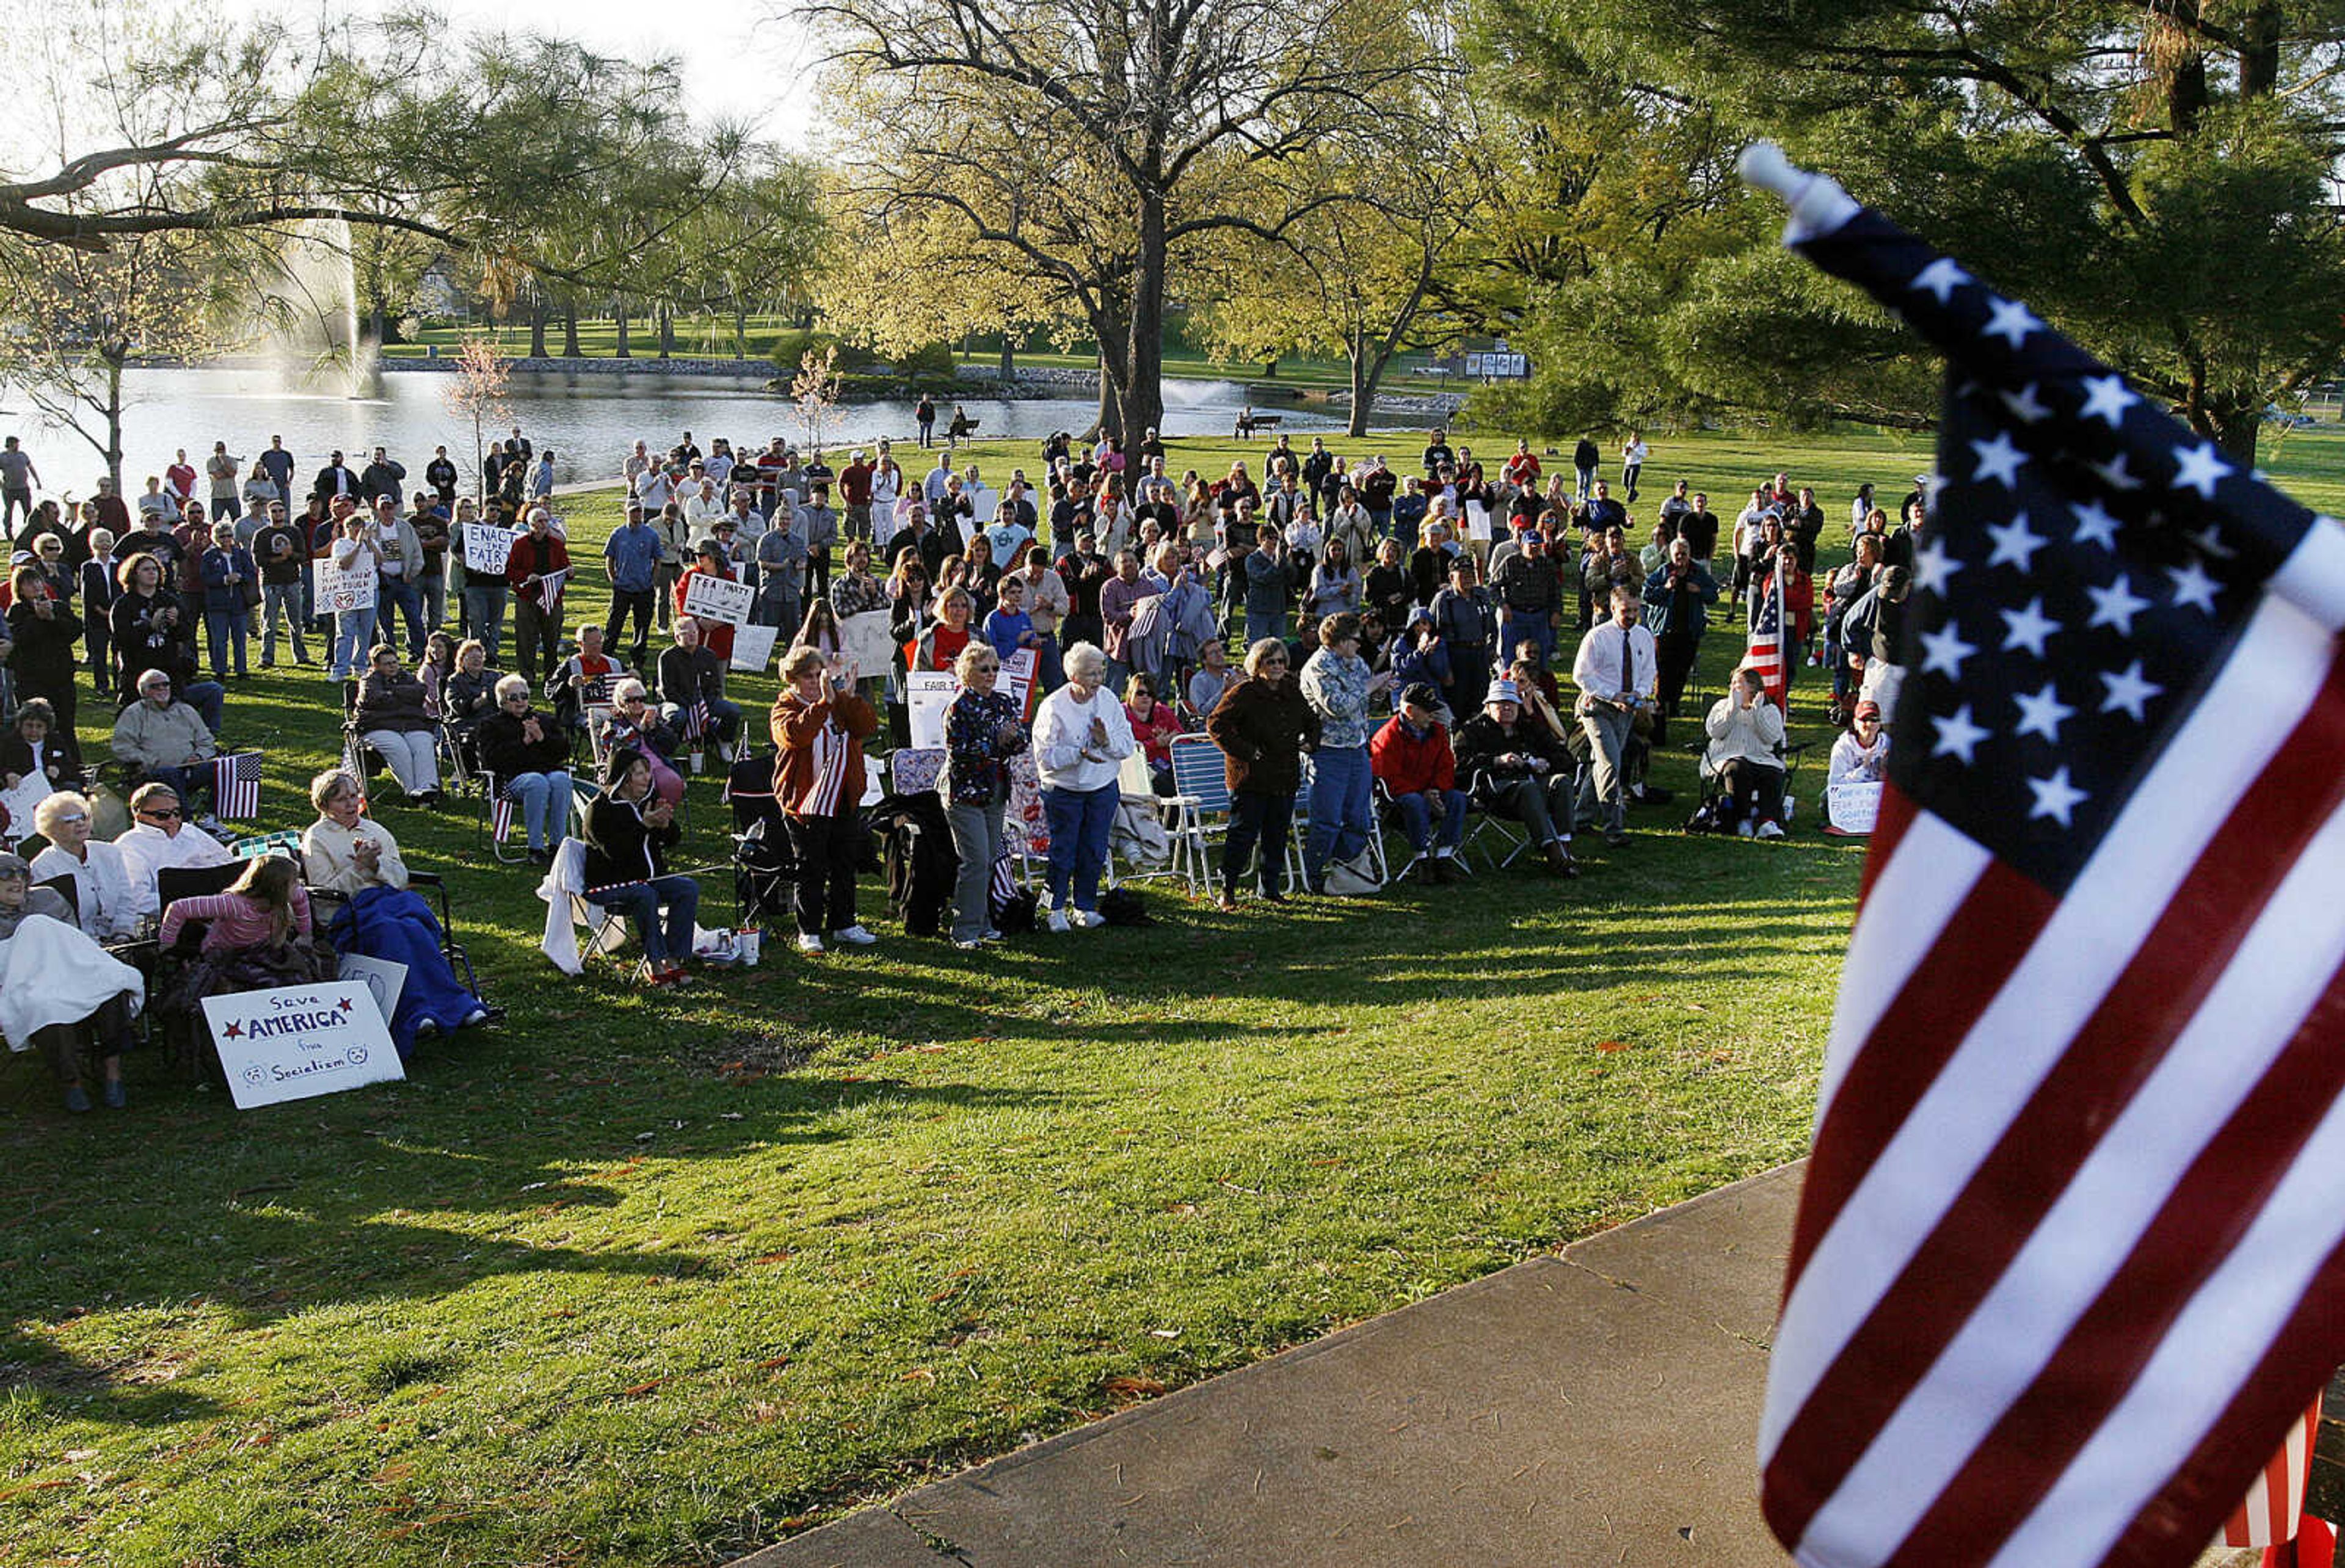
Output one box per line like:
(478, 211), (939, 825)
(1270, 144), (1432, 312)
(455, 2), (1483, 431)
(1746, 151), (2345, 1568)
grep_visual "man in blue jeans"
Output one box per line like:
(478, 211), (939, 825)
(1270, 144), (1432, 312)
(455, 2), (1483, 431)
(1370, 684), (1469, 883)
(602, 504), (666, 668)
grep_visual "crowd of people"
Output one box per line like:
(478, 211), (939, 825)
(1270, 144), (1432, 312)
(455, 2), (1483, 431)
(0, 417), (1915, 1107)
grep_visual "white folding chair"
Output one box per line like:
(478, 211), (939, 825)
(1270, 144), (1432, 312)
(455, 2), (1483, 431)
(1163, 735), (1232, 897)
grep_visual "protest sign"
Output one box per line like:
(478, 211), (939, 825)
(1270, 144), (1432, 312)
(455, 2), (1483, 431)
(1000, 646), (1038, 719)
(681, 572), (755, 627)
(462, 522), (515, 575)
(729, 622), (780, 674)
(1464, 501), (1492, 543)
(310, 556), (377, 612)
(0, 774), (51, 841)
(840, 609), (896, 680)
(336, 954), (408, 1023)
(1828, 781), (1883, 835)
(969, 485), (998, 525)
(906, 671), (958, 749)
(202, 982), (402, 1110)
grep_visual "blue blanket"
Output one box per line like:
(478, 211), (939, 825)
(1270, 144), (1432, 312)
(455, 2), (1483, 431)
(326, 885), (479, 1059)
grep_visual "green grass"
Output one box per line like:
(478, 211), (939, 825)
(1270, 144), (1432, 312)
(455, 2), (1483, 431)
(10, 421), (2344, 1566)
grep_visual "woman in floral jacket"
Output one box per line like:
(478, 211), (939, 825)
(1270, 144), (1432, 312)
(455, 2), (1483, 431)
(938, 641), (1030, 948)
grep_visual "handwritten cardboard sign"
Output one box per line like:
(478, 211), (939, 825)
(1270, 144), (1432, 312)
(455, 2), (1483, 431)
(203, 982), (403, 1109)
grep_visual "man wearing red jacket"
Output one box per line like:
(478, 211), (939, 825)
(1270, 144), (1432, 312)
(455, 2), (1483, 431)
(1369, 681), (1470, 884)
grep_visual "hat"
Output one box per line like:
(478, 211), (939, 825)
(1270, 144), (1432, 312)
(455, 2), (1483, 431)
(1853, 699), (1881, 720)
(1398, 681), (1441, 711)
(853, 449), (868, 460)
(1407, 606), (1433, 626)
(1486, 679), (1522, 707)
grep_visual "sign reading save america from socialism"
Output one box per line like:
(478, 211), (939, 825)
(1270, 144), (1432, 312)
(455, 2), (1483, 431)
(202, 982), (403, 1110)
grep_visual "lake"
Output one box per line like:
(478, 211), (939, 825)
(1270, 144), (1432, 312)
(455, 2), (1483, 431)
(2, 365), (1372, 500)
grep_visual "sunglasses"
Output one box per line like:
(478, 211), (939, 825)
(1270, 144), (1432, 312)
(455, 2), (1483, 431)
(139, 807), (182, 821)
(52, 812), (87, 826)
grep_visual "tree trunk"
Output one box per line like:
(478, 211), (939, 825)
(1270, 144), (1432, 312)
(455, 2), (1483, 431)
(1347, 338), (1372, 439)
(2212, 399), (2261, 468)
(104, 356), (126, 495)
(614, 305), (631, 360)
(528, 297), (549, 360)
(1118, 194), (1169, 448)
(998, 335), (1016, 378)
(735, 303), (749, 360)
(658, 304), (675, 360)
(562, 305), (582, 358)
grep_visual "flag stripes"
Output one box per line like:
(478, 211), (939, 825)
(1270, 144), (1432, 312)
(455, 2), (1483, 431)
(2226, 1398), (2321, 1550)
(212, 751), (263, 819)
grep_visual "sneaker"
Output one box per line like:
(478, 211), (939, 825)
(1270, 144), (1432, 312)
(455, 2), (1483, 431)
(953, 937), (987, 951)
(1074, 909), (1107, 929)
(1045, 907), (1071, 934)
(1604, 830), (1631, 849)
(831, 925), (878, 946)
(462, 1007), (491, 1026)
(797, 933), (826, 954)
(1737, 819), (1754, 838)
(978, 928), (1005, 943)
(1756, 820), (1786, 840)
(102, 1080), (126, 1110)
(64, 1084), (91, 1113)
(528, 847), (554, 867)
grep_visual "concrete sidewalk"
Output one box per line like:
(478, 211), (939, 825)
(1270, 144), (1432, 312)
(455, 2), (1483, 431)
(746, 1165), (1804, 1567)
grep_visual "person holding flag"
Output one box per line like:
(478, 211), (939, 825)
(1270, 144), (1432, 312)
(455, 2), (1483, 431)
(1739, 142), (2345, 1568)
(505, 505), (569, 685)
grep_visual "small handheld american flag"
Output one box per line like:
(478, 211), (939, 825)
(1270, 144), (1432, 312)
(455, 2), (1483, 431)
(212, 752), (263, 820)
(490, 789), (515, 843)
(1744, 559), (1792, 708)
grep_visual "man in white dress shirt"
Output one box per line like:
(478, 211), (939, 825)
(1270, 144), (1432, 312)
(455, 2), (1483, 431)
(1569, 586), (1658, 848)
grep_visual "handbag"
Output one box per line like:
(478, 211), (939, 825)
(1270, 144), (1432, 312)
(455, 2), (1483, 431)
(241, 575), (264, 609)
(1323, 849), (1383, 896)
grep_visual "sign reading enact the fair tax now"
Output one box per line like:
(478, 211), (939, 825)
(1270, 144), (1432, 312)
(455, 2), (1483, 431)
(202, 982), (403, 1110)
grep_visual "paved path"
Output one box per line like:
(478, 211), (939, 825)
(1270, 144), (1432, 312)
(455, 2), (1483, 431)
(741, 1163), (2264, 1567)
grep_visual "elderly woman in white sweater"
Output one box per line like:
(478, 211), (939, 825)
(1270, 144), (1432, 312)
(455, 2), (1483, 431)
(1028, 641), (1136, 931)
(29, 791), (144, 940)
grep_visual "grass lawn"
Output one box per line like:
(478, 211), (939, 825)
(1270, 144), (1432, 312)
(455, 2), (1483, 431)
(7, 421), (2341, 1566)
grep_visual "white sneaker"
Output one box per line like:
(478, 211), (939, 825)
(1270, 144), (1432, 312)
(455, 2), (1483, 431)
(1045, 907), (1071, 934)
(1736, 819), (1755, 838)
(831, 924), (878, 946)
(797, 933), (825, 954)
(953, 937), (986, 951)
(1074, 909), (1107, 929)
(1756, 820), (1786, 840)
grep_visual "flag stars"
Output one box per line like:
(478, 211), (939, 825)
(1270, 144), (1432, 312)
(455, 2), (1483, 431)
(2084, 575), (2153, 636)
(2027, 766), (2090, 827)
(2012, 681), (2076, 743)
(2167, 559), (2222, 614)
(1970, 431), (2028, 488)
(1909, 256), (1971, 303)
(1999, 383), (2052, 425)
(2092, 454), (2145, 492)
(1919, 620), (1978, 680)
(2098, 661), (2164, 722)
(1985, 511), (2048, 572)
(2071, 499), (2122, 551)
(1931, 705), (1993, 766)
(1999, 597), (2060, 658)
(1911, 538), (1964, 598)
(2078, 374), (2140, 428)
(1980, 296), (2044, 349)
(2170, 441), (2234, 500)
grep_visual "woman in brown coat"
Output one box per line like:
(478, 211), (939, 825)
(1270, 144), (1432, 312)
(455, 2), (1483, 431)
(1205, 637), (1321, 910)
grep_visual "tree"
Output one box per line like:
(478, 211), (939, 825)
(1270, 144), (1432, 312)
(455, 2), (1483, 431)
(685, 153), (826, 359)
(1195, 137), (1484, 437)
(792, 346), (845, 458)
(1471, 0), (2345, 461)
(0, 234), (232, 492)
(443, 336), (514, 504)
(804, 0), (1444, 443)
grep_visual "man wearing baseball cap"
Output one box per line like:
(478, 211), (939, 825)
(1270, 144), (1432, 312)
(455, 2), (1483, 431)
(1370, 682), (1471, 883)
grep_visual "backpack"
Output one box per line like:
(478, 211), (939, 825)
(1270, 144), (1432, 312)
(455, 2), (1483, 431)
(1097, 887), (1154, 927)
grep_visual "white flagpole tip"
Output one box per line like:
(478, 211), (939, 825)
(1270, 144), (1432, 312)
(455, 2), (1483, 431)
(1738, 141), (1861, 245)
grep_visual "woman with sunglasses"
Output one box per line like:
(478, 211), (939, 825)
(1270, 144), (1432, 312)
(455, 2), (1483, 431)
(475, 675), (572, 864)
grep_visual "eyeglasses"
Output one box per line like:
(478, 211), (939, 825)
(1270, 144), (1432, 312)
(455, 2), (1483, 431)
(138, 807), (182, 821)
(503, 694), (529, 705)
(53, 812), (87, 825)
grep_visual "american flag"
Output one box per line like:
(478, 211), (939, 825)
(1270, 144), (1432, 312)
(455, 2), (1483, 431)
(686, 697), (711, 744)
(1745, 559), (1791, 708)
(1748, 154), (2345, 1568)
(212, 752), (262, 819)
(491, 790), (514, 843)
(2223, 1395), (2324, 1552)
(581, 672), (617, 708)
